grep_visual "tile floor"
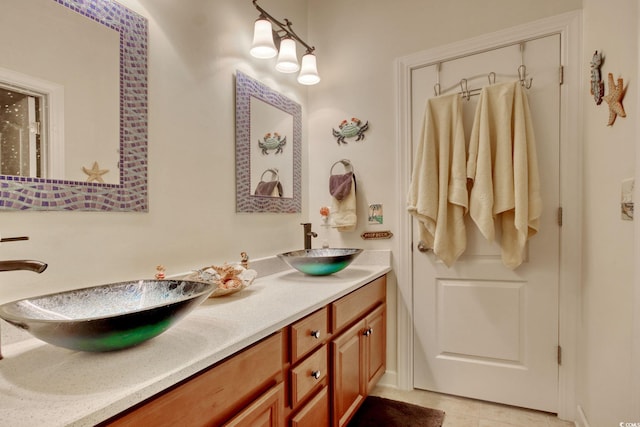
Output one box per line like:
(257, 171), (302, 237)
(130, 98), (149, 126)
(370, 386), (575, 427)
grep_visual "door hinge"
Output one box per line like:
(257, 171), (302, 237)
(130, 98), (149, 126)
(29, 121), (41, 135)
(559, 65), (564, 85)
(557, 207), (563, 227)
(557, 345), (562, 365)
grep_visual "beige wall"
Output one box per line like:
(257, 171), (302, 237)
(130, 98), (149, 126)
(0, 0), (310, 303)
(578, 0), (638, 425)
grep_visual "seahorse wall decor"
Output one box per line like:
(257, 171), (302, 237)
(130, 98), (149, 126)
(590, 50), (604, 105)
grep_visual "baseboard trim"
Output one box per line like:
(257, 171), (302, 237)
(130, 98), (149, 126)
(377, 370), (398, 388)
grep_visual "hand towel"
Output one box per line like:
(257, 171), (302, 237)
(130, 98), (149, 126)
(407, 93), (468, 267)
(330, 171), (354, 201)
(466, 81), (542, 268)
(254, 180), (283, 197)
(330, 172), (357, 231)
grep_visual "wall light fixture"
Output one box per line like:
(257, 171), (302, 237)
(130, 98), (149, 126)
(249, 0), (320, 85)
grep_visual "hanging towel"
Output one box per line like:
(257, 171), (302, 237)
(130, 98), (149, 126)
(407, 93), (468, 267)
(466, 81), (542, 269)
(254, 180), (283, 197)
(330, 171), (354, 201)
(330, 172), (357, 231)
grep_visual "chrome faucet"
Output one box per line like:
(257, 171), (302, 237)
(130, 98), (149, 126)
(0, 259), (47, 360)
(0, 260), (48, 274)
(301, 223), (317, 250)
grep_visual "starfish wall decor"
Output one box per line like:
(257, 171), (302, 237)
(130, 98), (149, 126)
(603, 72), (626, 126)
(82, 161), (109, 183)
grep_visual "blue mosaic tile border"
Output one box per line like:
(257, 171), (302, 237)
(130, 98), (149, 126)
(0, 0), (148, 211)
(235, 71), (302, 213)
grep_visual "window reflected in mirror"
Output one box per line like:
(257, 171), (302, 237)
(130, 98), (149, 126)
(0, 85), (45, 177)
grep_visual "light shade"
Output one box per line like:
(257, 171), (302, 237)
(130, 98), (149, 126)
(250, 18), (277, 59)
(275, 38), (299, 73)
(297, 53), (320, 85)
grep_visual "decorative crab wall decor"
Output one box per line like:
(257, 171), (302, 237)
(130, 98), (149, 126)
(332, 118), (369, 145)
(258, 132), (286, 154)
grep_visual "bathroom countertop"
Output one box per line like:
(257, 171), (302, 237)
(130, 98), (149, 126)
(0, 250), (391, 427)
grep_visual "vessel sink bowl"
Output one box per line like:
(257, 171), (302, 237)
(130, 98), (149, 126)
(278, 248), (363, 276)
(0, 280), (215, 352)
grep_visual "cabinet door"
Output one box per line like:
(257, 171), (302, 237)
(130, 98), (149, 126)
(331, 319), (366, 427)
(224, 383), (284, 427)
(364, 304), (386, 394)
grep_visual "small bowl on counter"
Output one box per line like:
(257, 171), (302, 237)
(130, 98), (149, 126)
(278, 248), (363, 276)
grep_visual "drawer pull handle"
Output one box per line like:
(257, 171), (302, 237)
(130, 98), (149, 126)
(363, 327), (373, 337)
(310, 330), (321, 339)
(311, 370), (321, 380)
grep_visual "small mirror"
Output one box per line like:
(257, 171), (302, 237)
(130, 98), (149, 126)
(235, 71), (301, 213)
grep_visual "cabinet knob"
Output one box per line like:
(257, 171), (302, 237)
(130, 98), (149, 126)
(363, 327), (373, 337)
(311, 370), (321, 380)
(310, 330), (321, 339)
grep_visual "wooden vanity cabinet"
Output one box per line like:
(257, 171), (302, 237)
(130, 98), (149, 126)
(104, 331), (285, 427)
(330, 276), (386, 427)
(286, 275), (386, 427)
(104, 274), (386, 427)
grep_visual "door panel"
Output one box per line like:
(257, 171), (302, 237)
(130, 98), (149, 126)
(411, 34), (560, 412)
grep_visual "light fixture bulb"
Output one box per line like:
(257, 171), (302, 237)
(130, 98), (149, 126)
(275, 38), (299, 73)
(250, 18), (277, 59)
(297, 53), (320, 85)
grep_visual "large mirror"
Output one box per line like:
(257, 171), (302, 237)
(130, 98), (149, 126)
(235, 71), (301, 213)
(0, 0), (148, 211)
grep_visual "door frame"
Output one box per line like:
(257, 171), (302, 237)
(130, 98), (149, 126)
(394, 11), (582, 420)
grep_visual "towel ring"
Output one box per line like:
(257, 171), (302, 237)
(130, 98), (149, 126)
(260, 168), (279, 182)
(330, 159), (353, 175)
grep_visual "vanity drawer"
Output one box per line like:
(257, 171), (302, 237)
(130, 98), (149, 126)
(290, 307), (328, 363)
(331, 276), (386, 333)
(290, 345), (327, 407)
(290, 385), (329, 427)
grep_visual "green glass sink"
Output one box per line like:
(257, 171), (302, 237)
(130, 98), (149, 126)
(278, 248), (363, 276)
(0, 280), (214, 352)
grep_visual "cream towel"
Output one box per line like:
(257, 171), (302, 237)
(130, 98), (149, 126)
(407, 93), (468, 267)
(331, 174), (357, 231)
(467, 81), (542, 268)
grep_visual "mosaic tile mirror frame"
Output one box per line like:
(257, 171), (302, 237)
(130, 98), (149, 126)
(0, 0), (148, 211)
(235, 71), (302, 213)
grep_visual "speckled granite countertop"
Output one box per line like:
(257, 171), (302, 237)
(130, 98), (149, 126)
(0, 250), (391, 427)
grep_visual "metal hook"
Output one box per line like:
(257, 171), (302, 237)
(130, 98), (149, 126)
(434, 63), (442, 96)
(518, 65), (533, 89)
(488, 72), (496, 84)
(518, 43), (533, 89)
(459, 78), (470, 100)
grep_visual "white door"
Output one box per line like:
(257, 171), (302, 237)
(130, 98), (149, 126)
(411, 34), (561, 412)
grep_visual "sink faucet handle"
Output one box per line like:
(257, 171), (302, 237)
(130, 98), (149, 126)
(0, 235), (29, 244)
(300, 223), (317, 250)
